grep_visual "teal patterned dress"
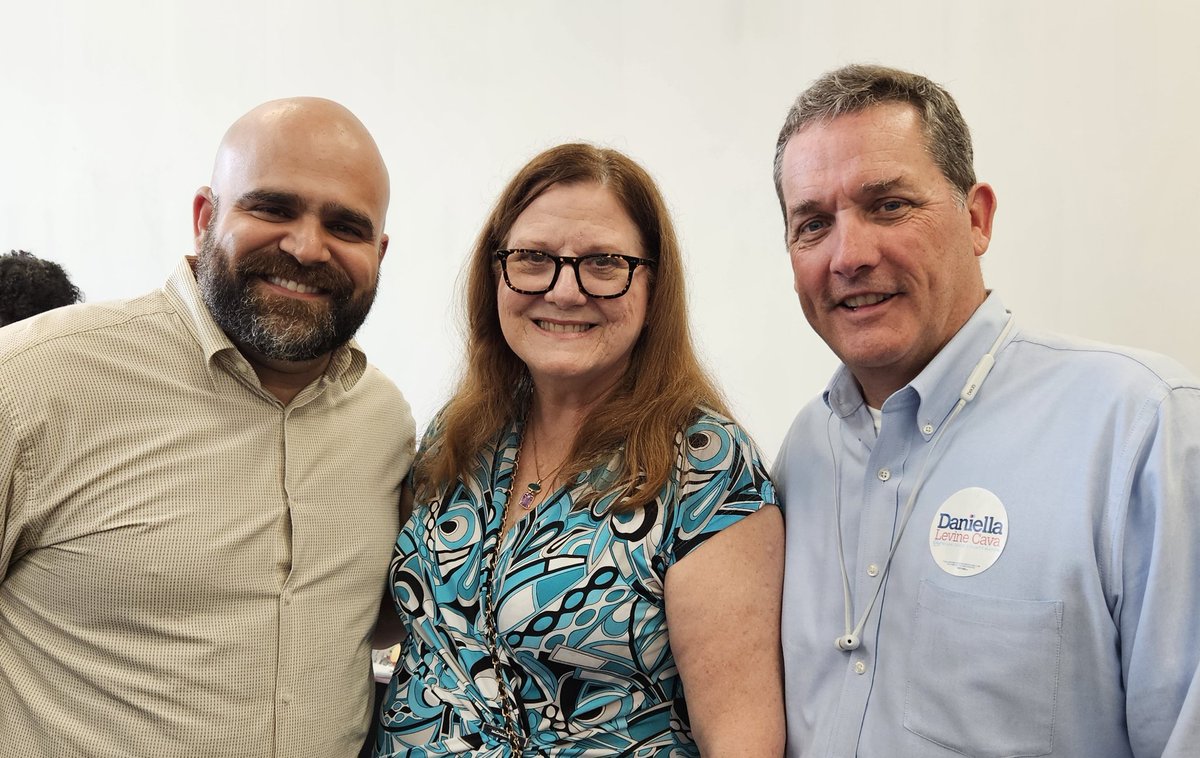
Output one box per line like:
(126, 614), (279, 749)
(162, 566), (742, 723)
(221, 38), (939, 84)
(374, 411), (776, 756)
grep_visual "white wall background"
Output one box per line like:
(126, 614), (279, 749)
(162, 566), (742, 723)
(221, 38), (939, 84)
(3, 0), (1197, 460)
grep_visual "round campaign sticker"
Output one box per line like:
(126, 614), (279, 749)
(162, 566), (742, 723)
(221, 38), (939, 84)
(928, 487), (1008, 576)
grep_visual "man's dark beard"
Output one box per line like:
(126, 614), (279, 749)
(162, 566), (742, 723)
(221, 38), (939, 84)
(195, 234), (377, 362)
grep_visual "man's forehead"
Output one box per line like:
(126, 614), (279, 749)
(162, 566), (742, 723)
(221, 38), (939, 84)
(782, 113), (932, 203)
(211, 98), (390, 216)
(227, 158), (383, 208)
(782, 149), (918, 205)
(218, 143), (386, 220)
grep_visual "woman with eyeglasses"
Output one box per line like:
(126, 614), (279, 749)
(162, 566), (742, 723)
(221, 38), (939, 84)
(374, 144), (784, 756)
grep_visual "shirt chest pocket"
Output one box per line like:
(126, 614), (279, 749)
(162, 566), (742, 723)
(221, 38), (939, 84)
(903, 581), (1063, 758)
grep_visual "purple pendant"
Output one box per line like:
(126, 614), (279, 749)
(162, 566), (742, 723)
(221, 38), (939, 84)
(519, 482), (541, 510)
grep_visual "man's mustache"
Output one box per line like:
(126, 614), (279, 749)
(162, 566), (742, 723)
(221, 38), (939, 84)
(235, 248), (355, 299)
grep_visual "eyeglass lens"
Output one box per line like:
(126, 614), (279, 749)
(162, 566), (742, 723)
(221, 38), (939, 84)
(504, 251), (635, 297)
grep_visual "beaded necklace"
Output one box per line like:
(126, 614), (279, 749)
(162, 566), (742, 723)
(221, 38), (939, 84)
(478, 428), (530, 751)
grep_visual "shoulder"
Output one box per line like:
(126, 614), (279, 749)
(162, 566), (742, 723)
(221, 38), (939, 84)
(356, 363), (414, 410)
(1010, 328), (1197, 394)
(681, 410), (765, 466)
(0, 291), (175, 370)
(776, 391), (837, 462)
(654, 410), (776, 562)
(409, 405), (510, 470)
(417, 404), (450, 446)
(677, 409), (775, 498)
(350, 363), (417, 440)
(684, 409), (754, 443)
(979, 328), (1200, 472)
(1003, 330), (1199, 427)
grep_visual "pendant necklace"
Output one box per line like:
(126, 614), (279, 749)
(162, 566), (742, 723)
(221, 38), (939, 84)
(518, 423), (567, 510)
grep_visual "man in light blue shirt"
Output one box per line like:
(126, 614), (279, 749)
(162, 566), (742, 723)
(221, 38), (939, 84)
(772, 63), (1200, 757)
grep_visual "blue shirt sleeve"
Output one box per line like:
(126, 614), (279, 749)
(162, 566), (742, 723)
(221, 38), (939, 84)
(662, 414), (778, 568)
(1118, 384), (1200, 757)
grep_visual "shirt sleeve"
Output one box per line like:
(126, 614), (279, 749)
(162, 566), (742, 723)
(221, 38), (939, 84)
(662, 415), (778, 568)
(0, 382), (23, 585)
(1118, 384), (1200, 757)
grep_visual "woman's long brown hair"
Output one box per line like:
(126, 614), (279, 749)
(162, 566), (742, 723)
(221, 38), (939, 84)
(414, 143), (729, 512)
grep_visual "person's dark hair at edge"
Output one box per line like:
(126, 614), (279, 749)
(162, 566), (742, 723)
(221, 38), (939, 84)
(0, 250), (84, 326)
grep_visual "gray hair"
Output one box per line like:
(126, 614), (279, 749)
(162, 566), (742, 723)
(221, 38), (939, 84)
(772, 64), (976, 212)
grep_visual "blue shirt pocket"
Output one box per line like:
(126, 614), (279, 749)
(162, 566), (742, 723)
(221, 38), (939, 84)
(903, 580), (1063, 758)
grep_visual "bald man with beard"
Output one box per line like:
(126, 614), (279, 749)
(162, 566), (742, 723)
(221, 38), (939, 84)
(0, 99), (416, 758)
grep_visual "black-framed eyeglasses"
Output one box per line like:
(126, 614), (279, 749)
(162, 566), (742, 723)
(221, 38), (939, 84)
(494, 249), (655, 299)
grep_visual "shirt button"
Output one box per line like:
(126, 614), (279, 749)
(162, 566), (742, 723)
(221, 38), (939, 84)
(854, 661), (867, 675)
(877, 468), (891, 482)
(922, 423), (934, 435)
(867, 564), (880, 577)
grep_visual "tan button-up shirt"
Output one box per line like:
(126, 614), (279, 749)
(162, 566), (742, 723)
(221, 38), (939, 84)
(0, 259), (415, 757)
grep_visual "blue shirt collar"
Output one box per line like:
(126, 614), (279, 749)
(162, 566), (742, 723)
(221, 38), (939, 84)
(822, 293), (1013, 439)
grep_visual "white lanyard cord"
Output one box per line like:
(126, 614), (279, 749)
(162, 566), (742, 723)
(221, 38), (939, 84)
(833, 397), (966, 650)
(833, 314), (1014, 652)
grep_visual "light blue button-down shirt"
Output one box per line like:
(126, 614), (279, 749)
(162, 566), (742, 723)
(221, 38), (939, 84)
(775, 293), (1200, 757)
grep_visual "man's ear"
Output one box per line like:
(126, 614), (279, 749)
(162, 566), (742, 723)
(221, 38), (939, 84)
(193, 188), (216, 253)
(378, 233), (389, 263)
(966, 182), (997, 258)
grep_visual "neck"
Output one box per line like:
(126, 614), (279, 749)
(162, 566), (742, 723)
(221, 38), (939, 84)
(237, 343), (332, 405)
(525, 398), (587, 462)
(527, 376), (620, 446)
(519, 374), (626, 494)
(531, 370), (623, 418)
(856, 375), (906, 410)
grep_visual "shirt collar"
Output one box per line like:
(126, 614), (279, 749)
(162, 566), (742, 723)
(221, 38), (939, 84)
(162, 256), (368, 389)
(822, 363), (863, 420)
(909, 292), (1011, 438)
(823, 292), (1013, 440)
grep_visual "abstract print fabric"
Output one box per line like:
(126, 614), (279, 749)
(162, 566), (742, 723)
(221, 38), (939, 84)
(375, 412), (776, 757)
